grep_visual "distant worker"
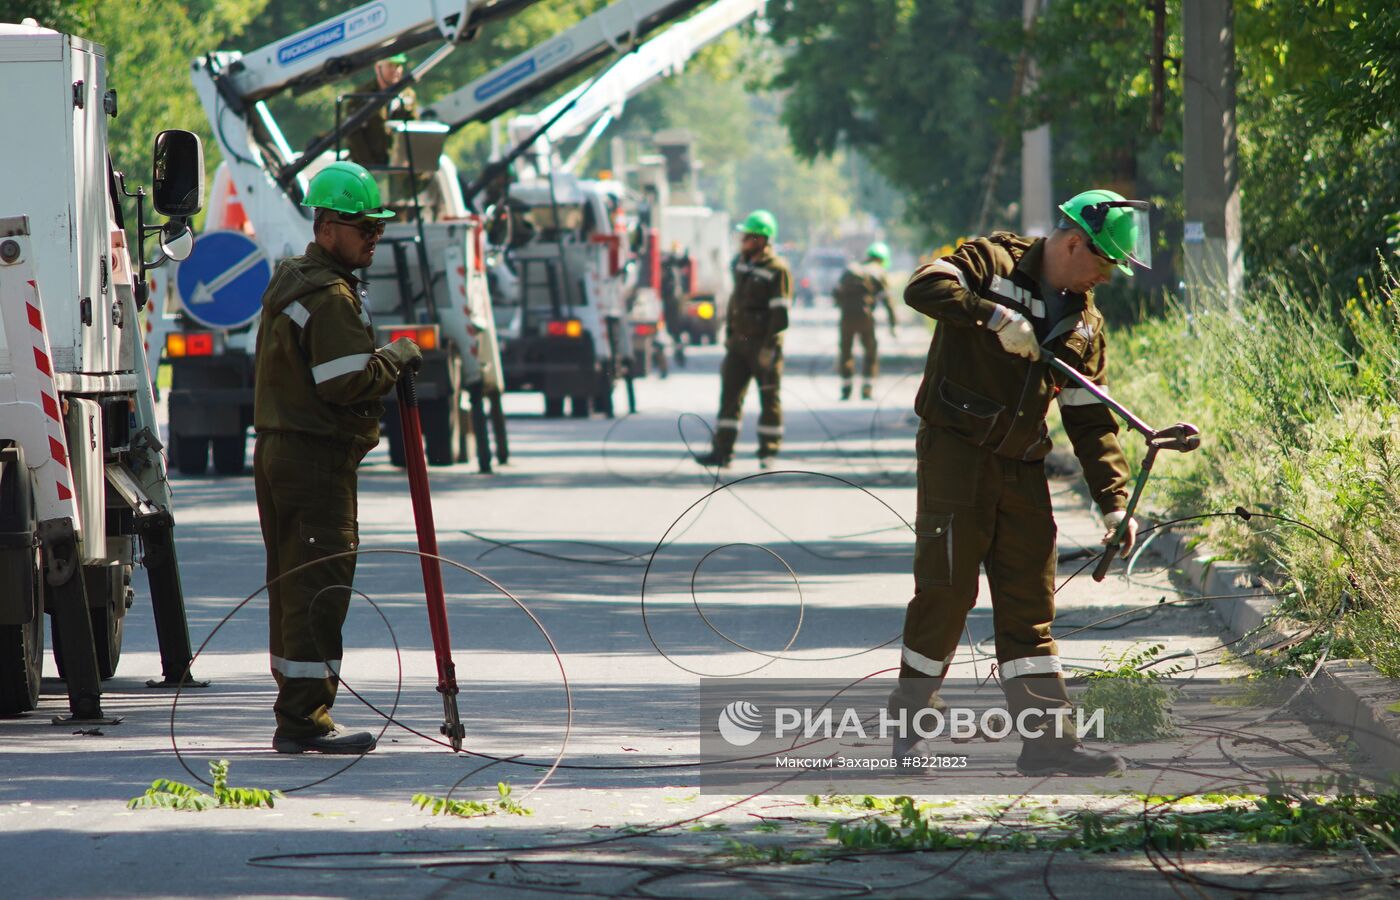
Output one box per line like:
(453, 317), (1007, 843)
(693, 210), (792, 469)
(254, 161), (422, 754)
(833, 241), (897, 400)
(343, 54), (417, 169)
(889, 189), (1152, 776)
(661, 243), (691, 366)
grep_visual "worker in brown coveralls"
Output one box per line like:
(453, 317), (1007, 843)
(890, 189), (1154, 776)
(254, 161), (421, 754)
(343, 54), (417, 170)
(834, 241), (896, 401)
(693, 210), (792, 469)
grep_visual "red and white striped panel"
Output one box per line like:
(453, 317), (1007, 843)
(21, 280), (75, 505)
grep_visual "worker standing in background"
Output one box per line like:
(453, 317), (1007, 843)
(254, 162), (422, 754)
(343, 54), (417, 170)
(693, 210), (792, 469)
(889, 189), (1152, 776)
(834, 241), (897, 400)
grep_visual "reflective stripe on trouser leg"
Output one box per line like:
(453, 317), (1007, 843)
(255, 434), (360, 739)
(900, 426), (997, 681)
(712, 347), (753, 458)
(756, 344), (782, 456)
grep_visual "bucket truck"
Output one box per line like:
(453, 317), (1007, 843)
(0, 19), (204, 720)
(424, 0), (764, 414)
(176, 0), (534, 473)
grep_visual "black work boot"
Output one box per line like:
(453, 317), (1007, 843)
(840, 383), (852, 401)
(861, 382), (873, 400)
(887, 676), (945, 766)
(274, 724), (378, 755)
(692, 451), (732, 469)
(1017, 739), (1124, 776)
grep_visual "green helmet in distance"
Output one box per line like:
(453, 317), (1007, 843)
(302, 161), (396, 219)
(865, 241), (891, 265)
(736, 209), (778, 240)
(1058, 188), (1152, 275)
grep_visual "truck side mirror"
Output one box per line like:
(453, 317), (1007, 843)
(151, 130), (204, 218)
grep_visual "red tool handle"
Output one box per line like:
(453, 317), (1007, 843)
(397, 368), (465, 748)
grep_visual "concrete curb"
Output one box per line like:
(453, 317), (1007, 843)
(1142, 523), (1400, 779)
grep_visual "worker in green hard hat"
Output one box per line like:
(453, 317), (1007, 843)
(888, 188), (1152, 777)
(343, 53), (417, 170)
(833, 241), (897, 400)
(253, 160), (421, 754)
(694, 209), (793, 468)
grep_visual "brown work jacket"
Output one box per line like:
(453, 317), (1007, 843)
(834, 261), (895, 325)
(253, 243), (402, 458)
(905, 233), (1130, 514)
(725, 247), (792, 346)
(343, 81), (418, 169)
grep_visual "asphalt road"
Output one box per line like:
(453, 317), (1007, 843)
(3, 307), (1394, 898)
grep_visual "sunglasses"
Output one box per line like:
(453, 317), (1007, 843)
(330, 219), (386, 240)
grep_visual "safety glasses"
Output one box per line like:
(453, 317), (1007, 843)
(331, 219), (386, 240)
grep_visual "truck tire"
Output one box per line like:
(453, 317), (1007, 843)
(0, 451), (43, 715)
(422, 398), (462, 467)
(212, 434), (247, 475)
(570, 395), (591, 418)
(543, 396), (565, 418)
(173, 434), (209, 476)
(0, 618), (43, 716)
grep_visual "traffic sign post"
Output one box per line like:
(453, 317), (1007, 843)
(174, 230), (271, 329)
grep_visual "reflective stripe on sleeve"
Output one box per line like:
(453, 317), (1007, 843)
(1000, 655), (1062, 679)
(769, 296), (790, 308)
(927, 258), (969, 291)
(283, 302), (311, 328)
(1058, 387), (1105, 407)
(311, 353), (372, 384)
(902, 645), (948, 677)
(270, 654), (341, 679)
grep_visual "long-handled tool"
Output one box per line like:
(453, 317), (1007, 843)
(1038, 348), (1201, 581)
(397, 365), (465, 751)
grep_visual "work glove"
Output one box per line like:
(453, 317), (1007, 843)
(757, 345), (777, 370)
(988, 308), (1039, 360)
(1101, 510), (1138, 558)
(378, 336), (423, 373)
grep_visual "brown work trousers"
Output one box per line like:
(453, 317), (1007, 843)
(838, 313), (879, 380)
(254, 432), (363, 738)
(890, 424), (1073, 728)
(710, 338), (784, 459)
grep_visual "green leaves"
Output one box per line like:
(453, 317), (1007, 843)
(411, 782), (532, 818)
(128, 759), (282, 811)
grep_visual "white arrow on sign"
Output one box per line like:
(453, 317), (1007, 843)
(188, 248), (266, 306)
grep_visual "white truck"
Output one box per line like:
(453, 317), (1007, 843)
(0, 20), (204, 720)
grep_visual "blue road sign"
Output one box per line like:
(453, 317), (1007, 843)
(175, 230), (271, 330)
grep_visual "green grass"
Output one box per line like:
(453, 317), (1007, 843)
(1105, 266), (1400, 676)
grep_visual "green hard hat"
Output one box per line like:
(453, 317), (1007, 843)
(1058, 189), (1151, 274)
(302, 161), (395, 219)
(865, 241), (891, 265)
(736, 209), (778, 240)
(387, 53), (408, 64)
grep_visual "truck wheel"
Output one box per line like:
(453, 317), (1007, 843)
(173, 435), (209, 476)
(52, 568), (125, 681)
(0, 617), (43, 716)
(570, 395), (591, 418)
(0, 451), (43, 715)
(423, 398), (462, 467)
(543, 396), (565, 418)
(212, 434), (247, 475)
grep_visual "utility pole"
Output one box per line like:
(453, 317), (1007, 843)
(1182, 0), (1243, 307)
(1020, 0), (1054, 237)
